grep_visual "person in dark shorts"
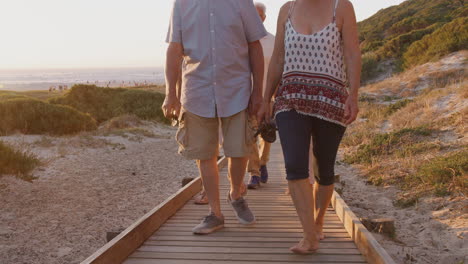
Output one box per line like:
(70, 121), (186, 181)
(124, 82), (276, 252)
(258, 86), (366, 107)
(257, 0), (361, 254)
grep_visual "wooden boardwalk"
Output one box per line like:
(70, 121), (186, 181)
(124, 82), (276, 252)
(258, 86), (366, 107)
(123, 143), (367, 264)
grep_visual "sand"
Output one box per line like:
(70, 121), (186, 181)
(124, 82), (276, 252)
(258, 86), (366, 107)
(0, 123), (198, 264)
(336, 157), (467, 264)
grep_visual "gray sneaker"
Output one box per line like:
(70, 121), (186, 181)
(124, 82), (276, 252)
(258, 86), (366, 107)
(192, 212), (224, 234)
(228, 193), (256, 225)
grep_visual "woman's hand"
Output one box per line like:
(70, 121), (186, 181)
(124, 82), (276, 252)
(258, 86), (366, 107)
(343, 95), (359, 125)
(257, 100), (272, 125)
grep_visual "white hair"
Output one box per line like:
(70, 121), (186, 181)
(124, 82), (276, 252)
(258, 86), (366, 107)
(255, 2), (267, 13)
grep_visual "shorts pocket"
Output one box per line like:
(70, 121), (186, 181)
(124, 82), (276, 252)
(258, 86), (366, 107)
(176, 112), (188, 148)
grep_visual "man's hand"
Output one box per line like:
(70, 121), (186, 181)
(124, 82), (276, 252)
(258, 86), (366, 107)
(343, 95), (359, 125)
(162, 94), (181, 120)
(248, 89), (263, 117)
(256, 100), (272, 125)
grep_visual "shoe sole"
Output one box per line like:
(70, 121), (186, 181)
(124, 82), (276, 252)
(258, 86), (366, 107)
(237, 216), (256, 225)
(192, 224), (224, 235)
(247, 185), (259, 190)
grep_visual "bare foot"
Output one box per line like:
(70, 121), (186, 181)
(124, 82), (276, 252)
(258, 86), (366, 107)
(289, 238), (319, 254)
(194, 191), (208, 205)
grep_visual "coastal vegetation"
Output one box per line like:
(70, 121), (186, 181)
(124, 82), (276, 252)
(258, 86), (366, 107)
(358, 0), (467, 82)
(0, 85), (167, 137)
(0, 141), (40, 180)
(49, 85), (167, 124)
(0, 85), (167, 178)
(0, 98), (97, 135)
(343, 51), (467, 202)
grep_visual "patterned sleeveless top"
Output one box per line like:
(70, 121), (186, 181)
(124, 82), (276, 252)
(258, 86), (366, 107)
(273, 0), (349, 127)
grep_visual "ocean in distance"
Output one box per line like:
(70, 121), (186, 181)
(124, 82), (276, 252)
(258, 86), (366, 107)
(0, 67), (165, 91)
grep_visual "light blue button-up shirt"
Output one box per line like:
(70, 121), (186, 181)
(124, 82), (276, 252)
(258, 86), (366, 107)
(166, 0), (267, 118)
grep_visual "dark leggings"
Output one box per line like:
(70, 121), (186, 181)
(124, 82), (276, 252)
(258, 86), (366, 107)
(276, 110), (346, 185)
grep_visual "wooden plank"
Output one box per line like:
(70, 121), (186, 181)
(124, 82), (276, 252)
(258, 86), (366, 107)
(124, 259), (365, 264)
(332, 192), (397, 264)
(143, 240), (359, 249)
(136, 245), (361, 254)
(164, 219), (342, 225)
(81, 157), (227, 264)
(157, 226), (347, 233)
(147, 235), (354, 243)
(128, 252), (367, 262)
(152, 231), (350, 238)
(162, 222), (345, 228)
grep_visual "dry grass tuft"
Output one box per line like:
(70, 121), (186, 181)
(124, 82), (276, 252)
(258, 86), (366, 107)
(0, 141), (40, 180)
(100, 114), (143, 131)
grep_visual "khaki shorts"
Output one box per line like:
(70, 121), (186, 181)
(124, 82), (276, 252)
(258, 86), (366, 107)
(176, 109), (255, 160)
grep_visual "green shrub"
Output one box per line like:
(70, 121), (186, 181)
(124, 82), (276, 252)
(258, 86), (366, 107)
(0, 141), (40, 178)
(344, 127), (432, 164)
(358, 0), (466, 74)
(50, 85), (168, 124)
(361, 52), (380, 83)
(377, 23), (442, 59)
(0, 98), (97, 135)
(415, 150), (468, 195)
(395, 142), (441, 158)
(358, 0), (464, 44)
(403, 17), (468, 68)
(384, 99), (413, 116)
(0, 91), (30, 101)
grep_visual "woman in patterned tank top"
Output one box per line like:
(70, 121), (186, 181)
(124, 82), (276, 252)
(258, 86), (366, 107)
(257, 0), (361, 254)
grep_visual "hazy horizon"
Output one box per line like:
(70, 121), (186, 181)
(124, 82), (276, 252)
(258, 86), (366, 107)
(0, 0), (406, 70)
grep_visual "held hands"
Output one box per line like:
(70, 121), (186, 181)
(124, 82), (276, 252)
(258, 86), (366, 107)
(161, 94), (181, 120)
(343, 95), (359, 125)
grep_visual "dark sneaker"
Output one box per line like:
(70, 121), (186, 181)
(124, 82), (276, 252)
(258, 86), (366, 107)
(192, 212), (224, 234)
(247, 175), (261, 189)
(228, 193), (256, 225)
(260, 165), (269, 183)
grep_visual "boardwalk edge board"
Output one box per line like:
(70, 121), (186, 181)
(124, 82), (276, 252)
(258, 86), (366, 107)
(332, 191), (396, 264)
(81, 157), (228, 264)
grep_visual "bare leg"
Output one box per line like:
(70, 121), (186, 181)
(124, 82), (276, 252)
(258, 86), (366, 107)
(314, 182), (334, 240)
(288, 178), (319, 254)
(197, 156), (222, 218)
(228, 157), (248, 200)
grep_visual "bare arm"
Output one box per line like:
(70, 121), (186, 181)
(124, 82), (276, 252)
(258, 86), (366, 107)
(257, 2), (290, 122)
(339, 0), (361, 124)
(162, 42), (183, 119)
(263, 3), (289, 103)
(249, 40), (264, 99)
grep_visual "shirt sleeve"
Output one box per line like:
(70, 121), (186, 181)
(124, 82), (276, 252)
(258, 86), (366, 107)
(165, 0), (182, 43)
(240, 0), (267, 43)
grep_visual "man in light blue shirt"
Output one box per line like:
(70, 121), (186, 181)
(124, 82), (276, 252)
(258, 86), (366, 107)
(163, 0), (267, 234)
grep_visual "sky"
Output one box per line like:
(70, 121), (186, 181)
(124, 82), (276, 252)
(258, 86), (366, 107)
(0, 0), (406, 70)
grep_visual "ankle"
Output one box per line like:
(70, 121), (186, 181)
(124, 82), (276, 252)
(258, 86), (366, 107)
(211, 211), (223, 218)
(230, 189), (242, 200)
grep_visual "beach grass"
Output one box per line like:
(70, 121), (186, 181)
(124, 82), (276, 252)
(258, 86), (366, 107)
(0, 98), (97, 135)
(50, 84), (169, 124)
(0, 141), (40, 179)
